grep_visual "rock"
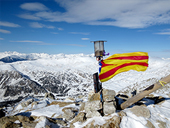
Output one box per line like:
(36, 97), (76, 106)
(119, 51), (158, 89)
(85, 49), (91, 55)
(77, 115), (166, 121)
(156, 120), (166, 128)
(46, 117), (68, 127)
(64, 97), (75, 102)
(118, 111), (127, 120)
(17, 115), (33, 122)
(0, 109), (5, 118)
(129, 106), (151, 118)
(70, 112), (86, 128)
(55, 119), (67, 127)
(21, 98), (34, 108)
(44, 92), (55, 100)
(71, 112), (86, 124)
(49, 101), (75, 107)
(2, 121), (21, 128)
(82, 120), (95, 128)
(62, 107), (78, 121)
(102, 88), (116, 102)
(88, 92), (101, 101)
(88, 90), (94, 100)
(0, 116), (18, 128)
(82, 115), (120, 128)
(84, 101), (102, 118)
(145, 120), (155, 128)
(103, 101), (116, 115)
(22, 121), (37, 128)
(102, 115), (121, 128)
(79, 102), (85, 112)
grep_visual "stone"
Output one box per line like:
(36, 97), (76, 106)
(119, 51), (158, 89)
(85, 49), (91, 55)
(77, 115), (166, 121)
(156, 120), (166, 128)
(62, 107), (76, 121)
(145, 120), (155, 128)
(85, 101), (102, 111)
(129, 106), (151, 118)
(49, 101), (75, 107)
(88, 91), (95, 101)
(118, 111), (127, 120)
(0, 116), (18, 128)
(103, 101), (116, 115)
(64, 97), (75, 102)
(88, 92), (101, 101)
(17, 115), (33, 122)
(70, 112), (87, 127)
(102, 88), (116, 102)
(102, 115), (121, 128)
(71, 112), (86, 124)
(79, 102), (85, 112)
(2, 121), (21, 128)
(84, 100), (102, 118)
(44, 92), (55, 100)
(21, 98), (34, 107)
(22, 121), (37, 128)
(82, 120), (95, 128)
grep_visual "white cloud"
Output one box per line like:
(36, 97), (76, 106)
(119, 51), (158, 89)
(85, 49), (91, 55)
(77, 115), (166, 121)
(57, 28), (64, 31)
(81, 38), (90, 40)
(62, 44), (86, 47)
(155, 29), (170, 35)
(51, 32), (59, 34)
(0, 29), (11, 34)
(18, 14), (41, 20)
(10, 40), (54, 45)
(0, 21), (20, 27)
(20, 2), (48, 11)
(70, 32), (90, 35)
(0, 38), (4, 40)
(19, 0), (170, 29)
(29, 22), (55, 29)
(53, 0), (170, 28)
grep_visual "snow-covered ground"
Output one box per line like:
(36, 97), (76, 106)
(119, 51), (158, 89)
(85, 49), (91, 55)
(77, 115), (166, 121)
(0, 51), (170, 128)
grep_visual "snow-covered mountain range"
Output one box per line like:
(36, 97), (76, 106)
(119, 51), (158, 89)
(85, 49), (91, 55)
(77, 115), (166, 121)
(0, 51), (170, 101)
(0, 51), (170, 128)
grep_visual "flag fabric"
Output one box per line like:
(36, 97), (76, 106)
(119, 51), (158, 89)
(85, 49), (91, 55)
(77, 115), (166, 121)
(99, 52), (149, 82)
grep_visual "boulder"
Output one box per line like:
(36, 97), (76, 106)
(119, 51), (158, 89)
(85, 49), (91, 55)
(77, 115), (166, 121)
(118, 111), (127, 120)
(0, 116), (18, 128)
(102, 115), (121, 128)
(21, 98), (34, 108)
(79, 102), (85, 112)
(103, 101), (116, 115)
(70, 112), (86, 128)
(102, 88), (116, 102)
(84, 101), (102, 118)
(2, 121), (21, 128)
(88, 92), (101, 101)
(145, 120), (155, 128)
(62, 107), (78, 121)
(129, 106), (151, 118)
(44, 92), (55, 100)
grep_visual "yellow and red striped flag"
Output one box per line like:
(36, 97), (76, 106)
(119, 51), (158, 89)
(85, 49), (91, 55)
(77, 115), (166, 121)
(99, 52), (149, 82)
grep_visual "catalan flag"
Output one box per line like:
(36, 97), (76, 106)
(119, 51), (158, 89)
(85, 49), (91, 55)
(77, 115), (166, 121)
(99, 52), (149, 82)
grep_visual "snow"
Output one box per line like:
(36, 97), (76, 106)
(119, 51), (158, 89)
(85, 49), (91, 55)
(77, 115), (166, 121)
(120, 116), (147, 128)
(0, 52), (170, 128)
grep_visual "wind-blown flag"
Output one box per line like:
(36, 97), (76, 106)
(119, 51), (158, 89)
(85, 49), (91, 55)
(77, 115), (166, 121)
(99, 52), (149, 82)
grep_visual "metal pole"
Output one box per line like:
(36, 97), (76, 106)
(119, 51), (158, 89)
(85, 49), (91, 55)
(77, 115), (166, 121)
(121, 74), (170, 110)
(93, 72), (100, 93)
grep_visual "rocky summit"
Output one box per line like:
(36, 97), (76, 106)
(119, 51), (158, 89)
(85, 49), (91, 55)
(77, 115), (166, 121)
(0, 88), (170, 128)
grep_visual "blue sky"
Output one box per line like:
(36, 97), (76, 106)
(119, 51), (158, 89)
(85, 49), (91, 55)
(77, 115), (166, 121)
(0, 0), (170, 58)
